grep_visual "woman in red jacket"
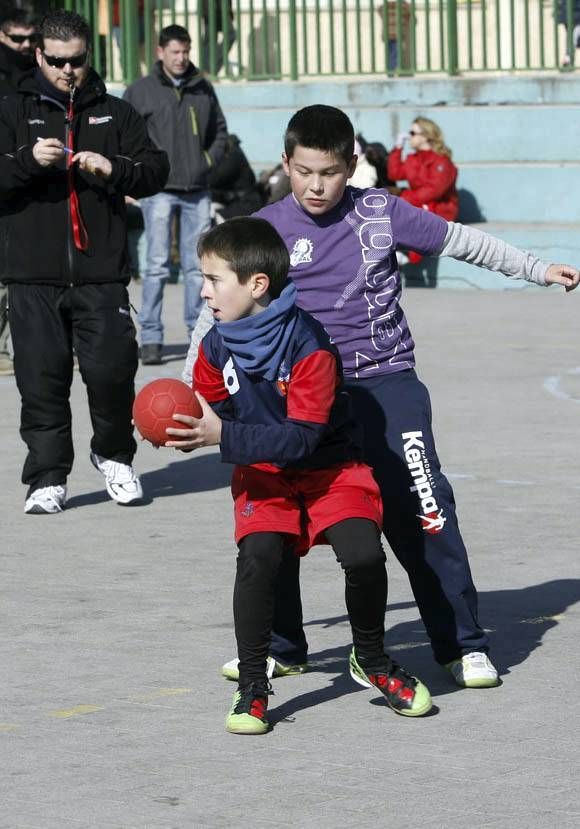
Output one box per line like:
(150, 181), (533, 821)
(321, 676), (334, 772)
(388, 117), (458, 263)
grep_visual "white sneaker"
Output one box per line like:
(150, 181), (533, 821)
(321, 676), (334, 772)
(90, 452), (143, 505)
(222, 656), (307, 682)
(445, 651), (499, 688)
(24, 485), (67, 514)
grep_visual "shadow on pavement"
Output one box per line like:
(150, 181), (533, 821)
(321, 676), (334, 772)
(140, 453), (232, 496)
(269, 641), (441, 725)
(66, 453), (231, 509)
(294, 578), (580, 703)
(268, 665), (363, 727)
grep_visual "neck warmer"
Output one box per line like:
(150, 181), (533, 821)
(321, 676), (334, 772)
(0, 42), (34, 74)
(35, 68), (69, 105)
(216, 281), (298, 381)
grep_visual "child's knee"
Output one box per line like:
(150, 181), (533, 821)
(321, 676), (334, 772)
(342, 545), (386, 577)
(237, 532), (284, 580)
(328, 518), (385, 573)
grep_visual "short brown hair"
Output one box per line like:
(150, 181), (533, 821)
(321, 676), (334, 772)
(198, 217), (290, 299)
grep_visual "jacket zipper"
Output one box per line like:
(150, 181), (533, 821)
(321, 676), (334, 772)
(64, 93), (74, 286)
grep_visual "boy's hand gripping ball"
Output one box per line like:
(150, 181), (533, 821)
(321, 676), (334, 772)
(132, 378), (202, 447)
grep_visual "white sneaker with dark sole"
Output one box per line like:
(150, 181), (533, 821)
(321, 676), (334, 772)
(445, 652), (500, 688)
(90, 452), (143, 505)
(24, 485), (67, 514)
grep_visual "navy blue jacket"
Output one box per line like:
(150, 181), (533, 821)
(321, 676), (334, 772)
(194, 308), (363, 470)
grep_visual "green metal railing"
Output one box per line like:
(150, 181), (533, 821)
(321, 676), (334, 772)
(54, 1), (578, 83)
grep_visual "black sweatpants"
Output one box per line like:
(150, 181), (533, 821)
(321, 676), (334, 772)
(270, 369), (488, 666)
(8, 283), (138, 493)
(234, 518), (387, 687)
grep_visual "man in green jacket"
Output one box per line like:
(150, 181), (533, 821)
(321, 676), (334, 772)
(124, 24), (228, 365)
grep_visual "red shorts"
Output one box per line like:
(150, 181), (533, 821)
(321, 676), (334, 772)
(231, 462), (383, 556)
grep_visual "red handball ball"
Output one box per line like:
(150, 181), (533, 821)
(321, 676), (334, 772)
(132, 378), (202, 447)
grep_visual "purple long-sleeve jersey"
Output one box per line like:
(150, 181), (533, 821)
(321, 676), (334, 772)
(257, 187), (447, 379)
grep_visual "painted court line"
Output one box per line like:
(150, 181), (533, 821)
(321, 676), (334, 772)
(49, 704), (105, 719)
(126, 687), (192, 703)
(39, 689), (193, 725)
(543, 367), (580, 404)
(0, 688), (195, 734)
(447, 472), (538, 487)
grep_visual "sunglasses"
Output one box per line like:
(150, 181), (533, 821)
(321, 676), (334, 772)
(409, 129), (423, 137)
(42, 51), (88, 69)
(5, 32), (37, 44)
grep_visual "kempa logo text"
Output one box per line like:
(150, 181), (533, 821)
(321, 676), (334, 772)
(402, 430), (446, 534)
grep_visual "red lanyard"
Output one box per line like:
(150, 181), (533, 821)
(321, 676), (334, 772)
(66, 98), (89, 251)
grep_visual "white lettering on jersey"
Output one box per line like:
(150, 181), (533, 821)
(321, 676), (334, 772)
(355, 352), (380, 372)
(339, 190), (413, 377)
(222, 357), (240, 396)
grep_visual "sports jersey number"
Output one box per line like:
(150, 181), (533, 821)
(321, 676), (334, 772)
(222, 357), (240, 396)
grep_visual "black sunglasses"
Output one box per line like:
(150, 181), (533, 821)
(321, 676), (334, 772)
(6, 32), (37, 44)
(42, 51), (88, 69)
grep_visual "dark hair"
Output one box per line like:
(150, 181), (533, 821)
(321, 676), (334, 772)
(198, 217), (290, 300)
(284, 105), (355, 164)
(39, 9), (91, 48)
(159, 24), (191, 48)
(365, 141), (392, 188)
(0, 8), (35, 32)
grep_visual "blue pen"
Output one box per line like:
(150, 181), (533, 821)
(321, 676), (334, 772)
(35, 137), (73, 154)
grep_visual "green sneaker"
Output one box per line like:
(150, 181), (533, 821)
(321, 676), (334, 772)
(445, 652), (500, 688)
(349, 648), (433, 717)
(225, 680), (271, 735)
(222, 656), (307, 682)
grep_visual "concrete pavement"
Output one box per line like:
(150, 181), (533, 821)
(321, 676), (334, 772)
(1, 283), (579, 828)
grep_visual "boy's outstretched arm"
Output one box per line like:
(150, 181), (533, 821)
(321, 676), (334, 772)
(439, 222), (579, 291)
(544, 264), (580, 292)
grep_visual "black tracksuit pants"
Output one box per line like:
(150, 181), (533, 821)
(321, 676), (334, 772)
(235, 519), (387, 687)
(270, 369), (489, 666)
(8, 283), (138, 494)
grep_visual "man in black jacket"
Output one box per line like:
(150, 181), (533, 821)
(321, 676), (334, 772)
(0, 6), (36, 376)
(124, 24), (227, 366)
(0, 6), (36, 97)
(0, 9), (169, 514)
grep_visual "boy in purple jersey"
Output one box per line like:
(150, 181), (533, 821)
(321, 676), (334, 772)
(184, 105), (579, 690)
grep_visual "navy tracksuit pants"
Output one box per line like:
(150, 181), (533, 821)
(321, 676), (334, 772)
(271, 368), (489, 666)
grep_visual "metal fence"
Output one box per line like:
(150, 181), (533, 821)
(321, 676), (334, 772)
(58, 1), (578, 83)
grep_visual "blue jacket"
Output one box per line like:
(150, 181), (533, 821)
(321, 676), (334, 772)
(194, 308), (363, 470)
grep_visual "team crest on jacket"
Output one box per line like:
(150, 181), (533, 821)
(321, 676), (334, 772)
(275, 361), (290, 396)
(290, 237), (313, 266)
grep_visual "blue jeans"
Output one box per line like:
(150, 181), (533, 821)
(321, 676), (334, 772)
(139, 190), (211, 345)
